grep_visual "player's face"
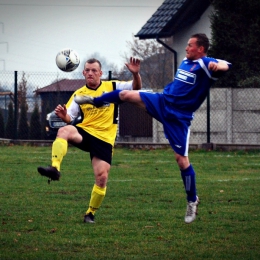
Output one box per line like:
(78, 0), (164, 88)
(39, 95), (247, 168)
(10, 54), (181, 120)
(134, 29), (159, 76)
(185, 38), (204, 60)
(83, 62), (103, 88)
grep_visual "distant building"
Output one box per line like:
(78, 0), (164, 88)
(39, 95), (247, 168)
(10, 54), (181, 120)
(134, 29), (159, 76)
(36, 78), (153, 140)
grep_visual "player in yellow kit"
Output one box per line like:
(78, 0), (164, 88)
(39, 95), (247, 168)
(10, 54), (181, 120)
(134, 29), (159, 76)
(38, 57), (142, 223)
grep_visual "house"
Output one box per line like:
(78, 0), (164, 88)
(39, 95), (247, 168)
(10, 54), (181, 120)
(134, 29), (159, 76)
(35, 71), (117, 112)
(36, 78), (152, 140)
(121, 0), (214, 144)
(135, 0), (212, 71)
(36, 79), (86, 112)
(36, 77), (116, 116)
(119, 0), (214, 143)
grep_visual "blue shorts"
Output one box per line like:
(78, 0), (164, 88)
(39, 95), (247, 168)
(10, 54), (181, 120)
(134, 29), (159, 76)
(139, 92), (193, 156)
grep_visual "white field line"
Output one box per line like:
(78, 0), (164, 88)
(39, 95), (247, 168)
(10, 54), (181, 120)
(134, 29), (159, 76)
(213, 155), (260, 158)
(107, 177), (260, 183)
(217, 177), (260, 182)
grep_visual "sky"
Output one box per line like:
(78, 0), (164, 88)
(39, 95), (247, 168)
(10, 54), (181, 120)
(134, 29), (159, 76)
(0, 0), (164, 73)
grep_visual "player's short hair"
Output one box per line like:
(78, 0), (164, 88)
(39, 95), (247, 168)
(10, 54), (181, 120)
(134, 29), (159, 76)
(191, 33), (210, 53)
(85, 58), (102, 69)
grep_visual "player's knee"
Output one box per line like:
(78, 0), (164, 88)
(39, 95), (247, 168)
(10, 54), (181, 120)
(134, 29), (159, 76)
(175, 155), (189, 170)
(57, 125), (68, 137)
(119, 90), (131, 101)
(95, 172), (108, 187)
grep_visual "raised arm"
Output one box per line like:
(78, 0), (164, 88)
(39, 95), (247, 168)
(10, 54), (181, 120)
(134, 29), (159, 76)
(125, 57), (142, 90)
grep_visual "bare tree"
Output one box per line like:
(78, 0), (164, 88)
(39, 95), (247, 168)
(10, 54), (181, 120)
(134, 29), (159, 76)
(79, 52), (119, 78)
(121, 36), (174, 90)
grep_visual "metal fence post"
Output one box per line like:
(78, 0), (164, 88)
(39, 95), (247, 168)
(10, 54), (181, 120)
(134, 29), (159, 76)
(14, 71), (18, 139)
(207, 91), (210, 143)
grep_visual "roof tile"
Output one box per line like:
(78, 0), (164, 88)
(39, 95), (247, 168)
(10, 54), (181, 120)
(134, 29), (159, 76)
(135, 0), (210, 39)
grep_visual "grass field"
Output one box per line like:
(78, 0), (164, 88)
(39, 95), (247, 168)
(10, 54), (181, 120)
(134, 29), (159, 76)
(0, 145), (259, 260)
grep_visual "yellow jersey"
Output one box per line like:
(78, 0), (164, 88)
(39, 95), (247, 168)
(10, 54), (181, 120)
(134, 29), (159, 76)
(66, 80), (133, 146)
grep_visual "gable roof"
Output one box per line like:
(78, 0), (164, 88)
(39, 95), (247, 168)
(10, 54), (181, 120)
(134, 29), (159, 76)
(35, 78), (111, 94)
(135, 0), (210, 40)
(36, 79), (86, 93)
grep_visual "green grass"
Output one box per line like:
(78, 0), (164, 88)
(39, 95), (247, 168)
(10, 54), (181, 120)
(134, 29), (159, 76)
(0, 145), (259, 259)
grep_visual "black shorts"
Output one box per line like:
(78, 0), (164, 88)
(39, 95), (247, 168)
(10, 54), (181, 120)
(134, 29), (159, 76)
(69, 126), (113, 165)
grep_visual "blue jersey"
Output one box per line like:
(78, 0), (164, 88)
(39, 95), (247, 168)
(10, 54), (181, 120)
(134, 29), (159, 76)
(163, 57), (228, 112)
(140, 56), (231, 155)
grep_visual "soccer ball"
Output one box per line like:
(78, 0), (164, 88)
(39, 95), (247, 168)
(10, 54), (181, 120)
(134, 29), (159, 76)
(56, 48), (80, 72)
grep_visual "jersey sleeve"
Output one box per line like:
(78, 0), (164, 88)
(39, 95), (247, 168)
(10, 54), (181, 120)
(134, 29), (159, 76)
(115, 81), (133, 90)
(66, 95), (81, 121)
(200, 57), (230, 80)
(212, 59), (232, 78)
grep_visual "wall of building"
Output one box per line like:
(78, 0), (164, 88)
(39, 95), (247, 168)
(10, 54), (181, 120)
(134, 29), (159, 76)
(173, 5), (214, 68)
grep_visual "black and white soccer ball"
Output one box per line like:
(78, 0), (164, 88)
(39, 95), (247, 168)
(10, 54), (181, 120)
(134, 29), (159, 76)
(56, 48), (80, 72)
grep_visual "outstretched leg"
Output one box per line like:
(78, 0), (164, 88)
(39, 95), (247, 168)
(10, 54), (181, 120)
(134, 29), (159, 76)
(74, 89), (123, 107)
(74, 89), (146, 109)
(37, 125), (80, 183)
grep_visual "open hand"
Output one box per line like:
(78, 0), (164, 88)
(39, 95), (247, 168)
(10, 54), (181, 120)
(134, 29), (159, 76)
(55, 104), (67, 120)
(125, 57), (141, 74)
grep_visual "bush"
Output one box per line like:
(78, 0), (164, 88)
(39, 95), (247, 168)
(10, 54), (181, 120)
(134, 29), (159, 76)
(238, 76), (260, 88)
(209, 0), (260, 87)
(30, 105), (42, 139)
(5, 102), (15, 139)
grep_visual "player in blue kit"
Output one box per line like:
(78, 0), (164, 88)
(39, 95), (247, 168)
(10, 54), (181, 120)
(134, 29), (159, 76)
(74, 33), (232, 223)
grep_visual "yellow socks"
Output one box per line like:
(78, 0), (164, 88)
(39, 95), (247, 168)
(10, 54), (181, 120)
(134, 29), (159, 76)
(51, 138), (107, 216)
(51, 137), (68, 171)
(86, 184), (107, 215)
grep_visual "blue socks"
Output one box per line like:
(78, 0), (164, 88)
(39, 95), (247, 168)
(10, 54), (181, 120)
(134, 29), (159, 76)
(94, 89), (122, 107)
(181, 164), (197, 202)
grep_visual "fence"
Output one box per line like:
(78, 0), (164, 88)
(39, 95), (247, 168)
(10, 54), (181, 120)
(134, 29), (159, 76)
(1, 71), (260, 146)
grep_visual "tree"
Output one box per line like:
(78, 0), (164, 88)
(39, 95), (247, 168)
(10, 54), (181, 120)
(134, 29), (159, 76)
(121, 36), (173, 90)
(30, 103), (41, 140)
(0, 108), (5, 138)
(17, 72), (29, 139)
(18, 102), (29, 139)
(79, 52), (119, 78)
(5, 102), (15, 139)
(209, 0), (260, 87)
